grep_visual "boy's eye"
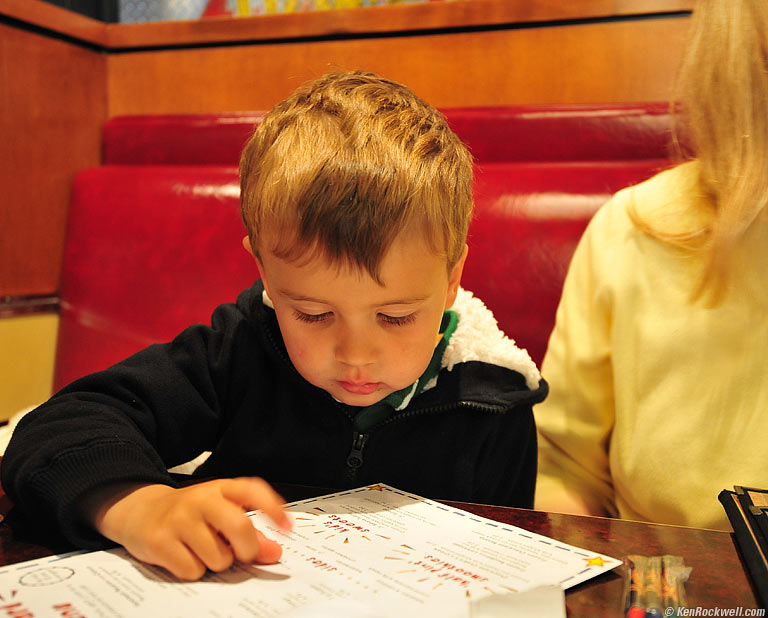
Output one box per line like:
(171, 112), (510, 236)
(293, 310), (331, 323)
(379, 313), (416, 326)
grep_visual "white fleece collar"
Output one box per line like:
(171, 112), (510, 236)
(442, 287), (541, 390)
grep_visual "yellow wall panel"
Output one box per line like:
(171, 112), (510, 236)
(0, 314), (58, 421)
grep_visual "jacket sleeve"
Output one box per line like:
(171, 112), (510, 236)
(472, 374), (547, 510)
(1, 292), (260, 548)
(533, 197), (622, 517)
(495, 394), (540, 509)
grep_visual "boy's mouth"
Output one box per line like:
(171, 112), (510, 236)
(339, 381), (382, 395)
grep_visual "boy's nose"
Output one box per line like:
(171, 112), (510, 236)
(335, 329), (377, 367)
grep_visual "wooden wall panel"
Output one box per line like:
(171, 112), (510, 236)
(107, 15), (690, 116)
(0, 22), (106, 297)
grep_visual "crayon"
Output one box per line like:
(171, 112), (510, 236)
(624, 555), (647, 618)
(645, 556), (664, 618)
(662, 554), (691, 613)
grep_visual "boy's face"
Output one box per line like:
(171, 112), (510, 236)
(245, 231), (467, 407)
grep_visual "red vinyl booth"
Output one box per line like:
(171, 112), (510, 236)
(54, 104), (675, 391)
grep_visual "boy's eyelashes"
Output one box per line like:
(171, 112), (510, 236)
(293, 310), (331, 323)
(378, 313), (417, 326)
(291, 310), (416, 327)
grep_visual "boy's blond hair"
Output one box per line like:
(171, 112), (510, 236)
(629, 0), (768, 303)
(239, 70), (473, 282)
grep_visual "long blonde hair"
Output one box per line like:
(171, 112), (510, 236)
(630, 0), (768, 303)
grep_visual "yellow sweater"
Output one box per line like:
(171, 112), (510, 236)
(535, 161), (768, 530)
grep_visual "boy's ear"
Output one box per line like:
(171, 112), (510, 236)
(444, 244), (468, 310)
(242, 235), (256, 258)
(242, 236), (267, 285)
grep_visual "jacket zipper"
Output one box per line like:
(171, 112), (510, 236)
(343, 401), (505, 483)
(345, 431), (369, 482)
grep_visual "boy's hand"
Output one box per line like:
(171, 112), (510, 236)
(88, 478), (291, 581)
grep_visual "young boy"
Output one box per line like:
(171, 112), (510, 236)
(2, 71), (547, 581)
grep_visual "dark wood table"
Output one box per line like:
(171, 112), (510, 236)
(0, 484), (760, 615)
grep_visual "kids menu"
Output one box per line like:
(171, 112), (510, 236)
(0, 484), (620, 617)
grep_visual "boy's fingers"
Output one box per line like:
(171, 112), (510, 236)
(180, 522), (235, 573)
(221, 477), (292, 531)
(201, 496), (281, 565)
(252, 529), (283, 564)
(147, 540), (208, 581)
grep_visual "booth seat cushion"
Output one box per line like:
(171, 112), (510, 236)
(103, 113), (266, 167)
(103, 103), (674, 166)
(53, 157), (670, 391)
(55, 165), (251, 389)
(443, 103), (673, 162)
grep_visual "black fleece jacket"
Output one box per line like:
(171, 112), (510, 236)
(2, 281), (547, 548)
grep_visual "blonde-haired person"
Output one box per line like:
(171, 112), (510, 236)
(3, 71), (546, 580)
(534, 0), (768, 531)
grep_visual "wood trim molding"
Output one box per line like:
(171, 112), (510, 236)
(1, 0), (693, 51)
(0, 295), (60, 318)
(102, 0), (694, 49)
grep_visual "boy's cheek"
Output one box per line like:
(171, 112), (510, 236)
(283, 336), (314, 366)
(283, 334), (330, 384)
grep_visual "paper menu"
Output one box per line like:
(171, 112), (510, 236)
(0, 484), (620, 617)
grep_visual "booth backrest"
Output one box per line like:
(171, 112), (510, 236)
(54, 105), (675, 391)
(102, 103), (673, 165)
